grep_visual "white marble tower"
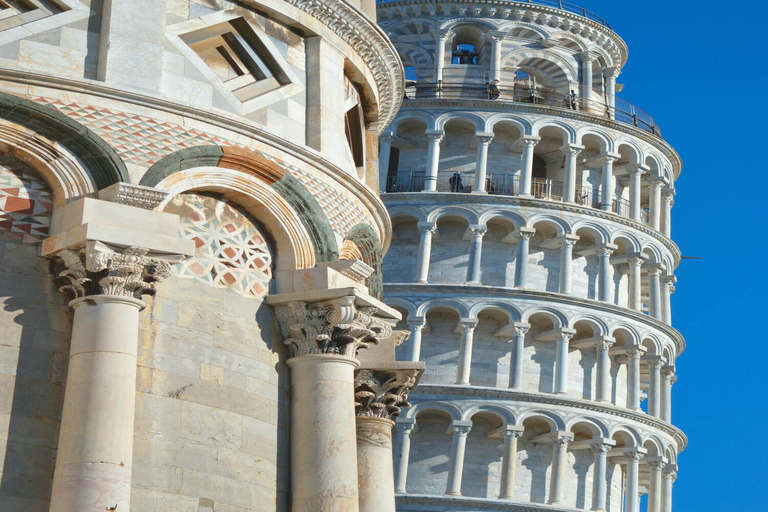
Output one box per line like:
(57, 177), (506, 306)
(377, 1), (684, 511)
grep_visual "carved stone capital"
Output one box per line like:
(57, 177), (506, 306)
(451, 423), (472, 436)
(625, 450), (644, 462)
(278, 300), (393, 359)
(591, 442), (613, 454)
(56, 242), (174, 300)
(355, 367), (420, 421)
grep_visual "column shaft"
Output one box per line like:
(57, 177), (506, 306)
(650, 181), (664, 230)
(649, 268), (663, 319)
(591, 445), (610, 511)
(627, 349), (642, 410)
(519, 138), (539, 196)
(629, 169), (643, 221)
(662, 193), (673, 237)
(598, 247), (614, 302)
(600, 157), (616, 211)
(595, 340), (613, 402)
(548, 435), (571, 505)
(625, 455), (642, 512)
(424, 132), (443, 192)
(379, 134), (393, 192)
(562, 146), (582, 203)
(473, 138), (493, 193)
(662, 469), (676, 512)
(554, 333), (571, 395)
(357, 417), (396, 512)
(467, 227), (486, 284)
(628, 258), (643, 311)
(580, 52), (593, 103)
(456, 323), (476, 385)
(394, 425), (414, 493)
(499, 431), (522, 499)
(509, 327), (528, 390)
(661, 368), (674, 422)
(559, 236), (576, 294)
(445, 426), (470, 495)
(415, 224), (435, 283)
(648, 359), (662, 417)
(648, 462), (664, 512)
(490, 37), (503, 82)
(407, 320), (425, 362)
(514, 231), (534, 288)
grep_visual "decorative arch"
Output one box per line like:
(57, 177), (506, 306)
(463, 404), (515, 425)
(486, 114), (532, 136)
(469, 301), (522, 323)
(417, 299), (471, 319)
(517, 409), (565, 431)
(577, 128), (614, 153)
(428, 206), (480, 225)
(395, 42), (434, 68)
(343, 223), (383, 298)
(566, 417), (610, 438)
(389, 205), (428, 224)
(141, 145), (338, 265)
(531, 119), (577, 144)
(568, 314), (609, 336)
(501, 49), (579, 85)
(527, 213), (571, 235)
(435, 112), (486, 132)
(406, 401), (463, 422)
(391, 111), (435, 133)
(522, 307), (567, 329)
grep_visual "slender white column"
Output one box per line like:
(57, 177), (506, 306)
(445, 422), (472, 495)
(50, 245), (175, 512)
(605, 67), (620, 117)
(626, 346), (643, 410)
(456, 320), (478, 385)
(595, 336), (615, 402)
(624, 451), (644, 512)
(406, 317), (426, 362)
(600, 154), (619, 211)
(590, 440), (614, 511)
(415, 222), (436, 283)
(579, 51), (594, 103)
(509, 323), (530, 389)
(628, 166), (646, 221)
(562, 144), (584, 203)
(356, 416), (396, 512)
(559, 234), (579, 294)
(466, 225), (487, 284)
(648, 266), (663, 319)
(394, 421), (415, 493)
(424, 130), (444, 192)
(662, 189), (674, 236)
(662, 465), (677, 512)
(647, 459), (666, 512)
(661, 366), (675, 422)
(597, 244), (616, 302)
(379, 132), (394, 193)
(647, 357), (663, 417)
(519, 136), (540, 197)
(661, 276), (675, 324)
(472, 134), (494, 193)
(432, 30), (451, 82)
(488, 32), (505, 82)
(554, 330), (575, 395)
(548, 432), (574, 505)
(499, 427), (525, 499)
(628, 257), (644, 311)
(649, 178), (665, 231)
(514, 227), (536, 288)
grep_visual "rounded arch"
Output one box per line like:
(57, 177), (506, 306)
(389, 205), (428, 224)
(486, 114), (532, 136)
(577, 128), (614, 154)
(501, 49), (579, 86)
(391, 111), (435, 133)
(417, 298), (471, 319)
(527, 214), (570, 236)
(531, 119), (577, 144)
(406, 401), (463, 422)
(435, 112), (486, 132)
(440, 17), (499, 32)
(143, 146), (338, 266)
(569, 315), (609, 337)
(566, 417), (609, 438)
(546, 31), (589, 53)
(610, 426), (642, 447)
(517, 409), (565, 431)
(386, 18), (436, 37)
(479, 209), (525, 231)
(464, 404), (515, 425)
(611, 231), (642, 253)
(470, 301), (522, 323)
(427, 206), (479, 225)
(383, 297), (418, 319)
(609, 325), (641, 347)
(522, 307), (567, 329)
(497, 21), (551, 40)
(640, 334), (662, 357)
(395, 42), (434, 68)
(343, 224), (383, 298)
(571, 221), (610, 245)
(615, 139), (643, 165)
(641, 244), (664, 266)
(641, 436), (665, 457)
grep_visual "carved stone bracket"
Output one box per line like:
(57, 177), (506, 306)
(279, 300), (394, 358)
(354, 367), (421, 420)
(56, 242), (174, 300)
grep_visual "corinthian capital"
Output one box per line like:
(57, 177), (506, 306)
(279, 300), (393, 358)
(57, 242), (174, 300)
(354, 366), (422, 420)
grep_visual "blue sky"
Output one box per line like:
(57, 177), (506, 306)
(578, 1), (768, 509)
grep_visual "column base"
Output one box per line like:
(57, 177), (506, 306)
(601, 204), (613, 211)
(445, 492), (462, 497)
(415, 280), (428, 284)
(470, 190), (488, 195)
(465, 281), (482, 286)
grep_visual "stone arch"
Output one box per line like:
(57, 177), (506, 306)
(435, 112), (486, 132)
(569, 315), (609, 337)
(391, 111), (435, 133)
(388, 206), (428, 224)
(531, 119), (577, 144)
(523, 308), (567, 329)
(464, 405), (515, 425)
(610, 427), (642, 448)
(407, 402), (463, 422)
(470, 301), (522, 323)
(497, 21), (552, 41)
(527, 214), (570, 236)
(343, 224), (383, 298)
(501, 49), (579, 86)
(577, 128), (614, 154)
(546, 31), (589, 53)
(611, 231), (642, 253)
(385, 297), (418, 320)
(395, 42), (434, 69)
(479, 210), (525, 231)
(571, 221), (610, 245)
(567, 417), (609, 438)
(440, 17), (499, 32)
(517, 410), (565, 431)
(486, 114), (533, 136)
(428, 206), (479, 225)
(417, 299), (470, 319)
(386, 18), (436, 37)
(143, 146), (338, 267)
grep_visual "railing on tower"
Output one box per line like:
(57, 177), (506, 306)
(403, 82), (662, 138)
(375, 0), (612, 28)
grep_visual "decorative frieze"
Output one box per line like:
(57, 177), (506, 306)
(98, 182), (168, 210)
(57, 242), (173, 300)
(355, 368), (420, 420)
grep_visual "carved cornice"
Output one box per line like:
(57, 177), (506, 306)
(355, 367), (420, 420)
(280, 0), (404, 132)
(409, 384), (687, 449)
(278, 300), (393, 358)
(56, 243), (173, 300)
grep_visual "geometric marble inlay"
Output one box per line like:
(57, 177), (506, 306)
(165, 193), (273, 299)
(0, 153), (53, 244)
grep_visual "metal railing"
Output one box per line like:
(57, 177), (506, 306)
(375, 0), (611, 28)
(403, 82), (662, 138)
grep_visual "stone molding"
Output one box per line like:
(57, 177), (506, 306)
(98, 182), (168, 210)
(274, 0), (404, 131)
(409, 384), (687, 449)
(355, 367), (421, 420)
(395, 493), (581, 511)
(56, 242), (173, 300)
(278, 300), (393, 358)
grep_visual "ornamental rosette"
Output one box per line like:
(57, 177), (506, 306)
(354, 369), (418, 420)
(57, 246), (173, 300)
(281, 301), (392, 358)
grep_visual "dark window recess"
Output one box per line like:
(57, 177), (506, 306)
(345, 105), (364, 168)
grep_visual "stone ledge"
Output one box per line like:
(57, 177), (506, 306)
(395, 493), (579, 511)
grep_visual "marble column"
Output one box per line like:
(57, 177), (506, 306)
(661, 366), (675, 422)
(562, 144), (584, 203)
(424, 130), (444, 192)
(406, 317), (426, 362)
(278, 299), (398, 512)
(394, 420), (415, 494)
(488, 32), (505, 82)
(379, 132), (394, 193)
(605, 67), (620, 118)
(662, 189), (674, 237)
(499, 427), (525, 499)
(595, 336), (615, 403)
(415, 222), (436, 283)
(628, 166), (646, 221)
(548, 432), (574, 505)
(624, 451), (644, 512)
(554, 330), (575, 395)
(647, 357), (663, 417)
(600, 154), (619, 211)
(466, 225), (487, 284)
(590, 441), (614, 511)
(661, 275), (675, 324)
(626, 346), (643, 410)
(473, 134), (494, 193)
(445, 422), (472, 495)
(49, 244), (175, 512)
(432, 30), (451, 82)
(628, 257), (644, 311)
(662, 465), (677, 512)
(456, 320), (478, 385)
(649, 179), (665, 231)
(519, 137), (540, 197)
(579, 51), (594, 103)
(647, 459), (666, 512)
(648, 266), (663, 319)
(559, 234), (579, 294)
(597, 245), (615, 302)
(355, 368), (421, 512)
(514, 227), (536, 288)
(509, 323), (530, 390)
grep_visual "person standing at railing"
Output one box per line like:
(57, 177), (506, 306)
(566, 90), (578, 110)
(449, 172), (463, 193)
(487, 80), (500, 100)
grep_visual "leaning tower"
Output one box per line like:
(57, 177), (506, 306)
(377, 1), (684, 512)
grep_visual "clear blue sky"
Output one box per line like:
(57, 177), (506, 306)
(581, 1), (767, 509)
